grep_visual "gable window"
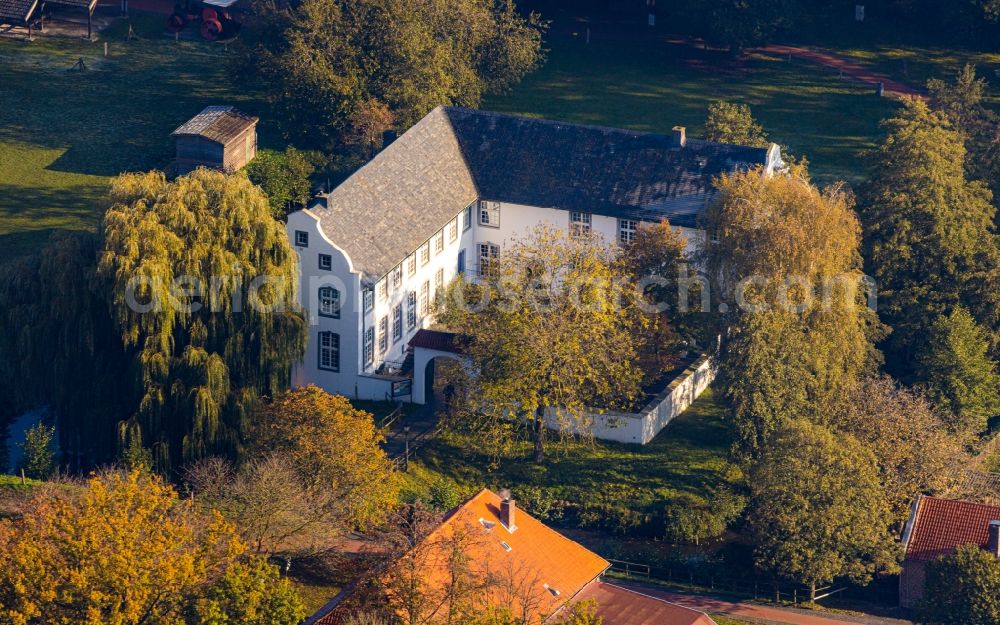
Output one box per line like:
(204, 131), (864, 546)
(479, 200), (500, 228)
(318, 254), (332, 271)
(478, 243), (499, 277)
(420, 243), (430, 266)
(364, 327), (374, 365)
(363, 287), (374, 312)
(318, 331), (339, 371)
(393, 304), (403, 341)
(618, 219), (638, 245)
(435, 231), (444, 254)
(294, 230), (309, 247)
(569, 212), (592, 237)
(379, 316), (388, 354)
(448, 218), (459, 242)
(464, 205), (473, 231)
(407, 254), (416, 276)
(419, 280), (430, 317)
(407, 291), (417, 329)
(318, 286), (340, 318)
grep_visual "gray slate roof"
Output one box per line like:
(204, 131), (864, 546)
(312, 106), (775, 280)
(0, 0), (38, 23)
(171, 106), (258, 145)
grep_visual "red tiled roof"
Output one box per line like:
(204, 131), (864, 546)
(571, 582), (717, 625)
(408, 329), (465, 354)
(903, 495), (1000, 562)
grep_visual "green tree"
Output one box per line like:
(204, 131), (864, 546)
(860, 98), (1000, 378)
(17, 423), (56, 480)
(698, 0), (799, 53)
(439, 225), (645, 463)
(192, 556), (306, 625)
(920, 544), (1000, 625)
(99, 169), (306, 471)
(703, 101), (769, 147)
(748, 420), (899, 600)
(927, 64), (1000, 206)
(704, 165), (882, 458)
(663, 488), (746, 546)
(245, 147), (318, 218)
(251, 0), (546, 150)
(917, 307), (1000, 434)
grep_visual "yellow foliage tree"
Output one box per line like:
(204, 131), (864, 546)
(0, 471), (244, 625)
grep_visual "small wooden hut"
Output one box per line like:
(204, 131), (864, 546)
(0, 0), (41, 39)
(171, 106), (259, 175)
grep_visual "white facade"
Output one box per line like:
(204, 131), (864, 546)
(286, 199), (706, 403)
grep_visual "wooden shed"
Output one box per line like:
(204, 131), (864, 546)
(0, 0), (41, 39)
(171, 106), (258, 175)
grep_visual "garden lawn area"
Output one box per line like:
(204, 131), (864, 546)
(0, 11), (271, 260)
(484, 36), (900, 186)
(404, 387), (741, 535)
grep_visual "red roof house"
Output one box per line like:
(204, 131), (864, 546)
(899, 495), (1000, 607)
(309, 488), (717, 625)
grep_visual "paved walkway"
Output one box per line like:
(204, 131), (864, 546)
(616, 582), (913, 625)
(755, 44), (922, 98)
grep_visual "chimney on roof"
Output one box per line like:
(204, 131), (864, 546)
(988, 520), (1000, 557)
(672, 126), (686, 148)
(499, 490), (517, 532)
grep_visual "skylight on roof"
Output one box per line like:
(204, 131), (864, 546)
(500, 541), (512, 552)
(544, 584), (560, 597)
(479, 518), (496, 530)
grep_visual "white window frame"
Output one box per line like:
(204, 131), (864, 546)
(407, 254), (416, 276)
(419, 280), (430, 317)
(318, 285), (340, 319)
(378, 279), (388, 300)
(448, 218), (459, 242)
(570, 212), (592, 237)
(392, 304), (403, 341)
(363, 287), (374, 312)
(618, 219), (638, 245)
(478, 243), (499, 277)
(464, 205), (473, 231)
(378, 316), (388, 354)
(364, 327), (374, 365)
(294, 230), (309, 247)
(479, 200), (500, 228)
(318, 253), (332, 271)
(407, 291), (417, 329)
(318, 331), (339, 371)
(420, 243), (430, 266)
(435, 231), (444, 255)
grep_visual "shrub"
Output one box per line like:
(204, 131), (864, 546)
(663, 489), (746, 546)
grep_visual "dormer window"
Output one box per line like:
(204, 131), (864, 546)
(479, 200), (500, 228)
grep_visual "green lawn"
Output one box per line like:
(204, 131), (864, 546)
(404, 387), (741, 536)
(0, 12), (270, 260)
(484, 36), (900, 185)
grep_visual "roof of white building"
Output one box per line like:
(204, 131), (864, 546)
(310, 106), (776, 281)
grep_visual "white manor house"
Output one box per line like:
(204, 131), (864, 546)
(286, 106), (782, 425)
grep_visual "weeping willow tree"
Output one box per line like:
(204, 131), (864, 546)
(98, 169), (306, 471)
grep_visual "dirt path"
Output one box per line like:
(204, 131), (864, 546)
(615, 582), (913, 625)
(757, 44), (922, 98)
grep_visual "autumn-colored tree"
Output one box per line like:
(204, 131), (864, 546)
(553, 600), (602, 625)
(248, 386), (399, 530)
(920, 544), (1000, 625)
(832, 375), (964, 527)
(343, 98), (396, 158)
(917, 307), (1000, 434)
(191, 555), (306, 625)
(0, 470), (293, 625)
(860, 97), (1000, 378)
(620, 219), (697, 363)
(439, 225), (645, 463)
(186, 453), (352, 562)
(748, 420), (899, 601)
(703, 165), (882, 458)
(703, 101), (769, 147)
(251, 0), (546, 150)
(99, 169), (307, 471)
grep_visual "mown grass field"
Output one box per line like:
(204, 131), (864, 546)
(0, 11), (270, 259)
(404, 387), (742, 537)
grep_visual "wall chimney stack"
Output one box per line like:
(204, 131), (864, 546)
(500, 490), (517, 532)
(672, 126), (686, 147)
(989, 520), (1000, 557)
